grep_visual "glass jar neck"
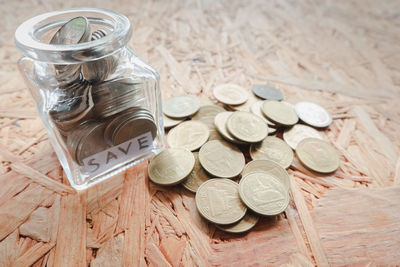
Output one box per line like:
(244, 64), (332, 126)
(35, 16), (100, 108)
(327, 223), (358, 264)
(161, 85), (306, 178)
(15, 8), (131, 64)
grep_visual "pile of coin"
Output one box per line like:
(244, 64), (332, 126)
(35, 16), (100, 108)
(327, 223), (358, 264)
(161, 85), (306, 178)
(149, 83), (339, 233)
(45, 16), (157, 165)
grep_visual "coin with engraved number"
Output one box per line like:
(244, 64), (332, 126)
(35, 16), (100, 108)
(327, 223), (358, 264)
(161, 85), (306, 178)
(239, 172), (289, 216)
(216, 211), (259, 233)
(199, 140), (245, 178)
(213, 84), (249, 105)
(226, 111), (268, 143)
(283, 124), (323, 150)
(163, 95), (200, 119)
(296, 138), (339, 173)
(252, 85), (283, 101)
(242, 160), (290, 191)
(250, 136), (293, 169)
(196, 179), (247, 224)
(214, 112), (246, 144)
(261, 100), (298, 126)
(163, 115), (183, 129)
(148, 148), (195, 186)
(167, 121), (209, 151)
(182, 152), (210, 193)
(294, 101), (332, 128)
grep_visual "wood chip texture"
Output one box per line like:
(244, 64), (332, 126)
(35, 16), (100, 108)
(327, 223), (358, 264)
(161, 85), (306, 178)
(0, 0), (399, 266)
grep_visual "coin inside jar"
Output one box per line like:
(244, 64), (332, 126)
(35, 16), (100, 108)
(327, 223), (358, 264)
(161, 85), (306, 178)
(67, 121), (108, 165)
(109, 108), (157, 145)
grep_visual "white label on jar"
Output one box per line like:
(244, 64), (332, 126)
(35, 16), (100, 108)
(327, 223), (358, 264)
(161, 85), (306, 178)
(81, 132), (154, 175)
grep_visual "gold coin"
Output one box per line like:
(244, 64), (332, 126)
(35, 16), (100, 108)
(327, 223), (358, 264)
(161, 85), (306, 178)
(199, 140), (245, 178)
(182, 152), (210, 193)
(250, 100), (277, 128)
(191, 105), (225, 130)
(250, 136), (293, 169)
(242, 160), (290, 191)
(148, 148), (195, 186)
(214, 112), (246, 144)
(167, 121), (209, 151)
(226, 111), (268, 143)
(216, 211), (259, 233)
(239, 172), (289, 216)
(283, 124), (323, 150)
(213, 84), (249, 105)
(296, 138), (339, 173)
(163, 115), (183, 129)
(196, 179), (247, 224)
(163, 95), (200, 118)
(261, 100), (298, 126)
(227, 91), (259, 112)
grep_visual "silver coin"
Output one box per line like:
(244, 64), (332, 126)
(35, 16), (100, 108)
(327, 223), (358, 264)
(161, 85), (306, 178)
(252, 85), (283, 101)
(294, 101), (332, 128)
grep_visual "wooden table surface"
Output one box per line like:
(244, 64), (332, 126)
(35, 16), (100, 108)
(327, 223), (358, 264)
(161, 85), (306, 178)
(1, 0), (400, 266)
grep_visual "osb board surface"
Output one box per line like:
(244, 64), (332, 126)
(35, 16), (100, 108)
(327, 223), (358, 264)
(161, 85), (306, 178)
(0, 0), (400, 266)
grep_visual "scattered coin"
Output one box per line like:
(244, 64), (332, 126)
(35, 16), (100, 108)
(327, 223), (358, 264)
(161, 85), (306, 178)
(213, 84), (249, 105)
(296, 138), (339, 173)
(239, 172), (289, 216)
(148, 148), (195, 186)
(182, 152), (210, 193)
(214, 112), (247, 144)
(216, 211), (259, 233)
(199, 140), (245, 178)
(250, 100), (277, 129)
(294, 101), (332, 128)
(227, 91), (259, 112)
(163, 115), (184, 129)
(167, 121), (209, 151)
(283, 124), (323, 150)
(163, 95), (200, 119)
(261, 100), (298, 126)
(196, 179), (247, 224)
(241, 160), (290, 191)
(191, 105), (225, 130)
(226, 111), (268, 143)
(250, 136), (294, 169)
(252, 85), (283, 101)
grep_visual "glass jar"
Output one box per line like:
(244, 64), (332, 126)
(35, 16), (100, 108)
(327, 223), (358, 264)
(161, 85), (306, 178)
(15, 8), (165, 190)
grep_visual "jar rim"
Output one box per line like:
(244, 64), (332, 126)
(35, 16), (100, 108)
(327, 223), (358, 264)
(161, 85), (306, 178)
(15, 8), (131, 63)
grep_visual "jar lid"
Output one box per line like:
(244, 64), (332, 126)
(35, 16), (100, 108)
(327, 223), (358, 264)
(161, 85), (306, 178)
(15, 8), (131, 63)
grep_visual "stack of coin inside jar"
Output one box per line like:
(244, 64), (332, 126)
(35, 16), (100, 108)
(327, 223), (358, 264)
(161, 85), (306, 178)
(46, 16), (157, 165)
(148, 84), (339, 234)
